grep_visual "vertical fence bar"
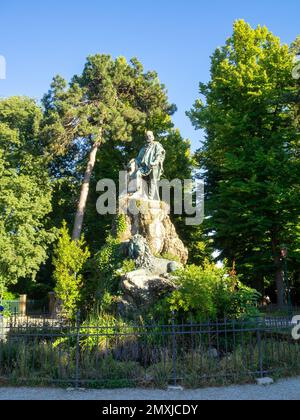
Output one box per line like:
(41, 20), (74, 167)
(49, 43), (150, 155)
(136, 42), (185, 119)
(14, 307), (17, 327)
(257, 323), (263, 378)
(75, 310), (81, 389)
(171, 311), (177, 386)
(224, 317), (228, 385)
(190, 316), (194, 376)
(162, 318), (166, 372)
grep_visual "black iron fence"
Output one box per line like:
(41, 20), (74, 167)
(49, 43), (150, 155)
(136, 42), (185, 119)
(0, 314), (299, 389)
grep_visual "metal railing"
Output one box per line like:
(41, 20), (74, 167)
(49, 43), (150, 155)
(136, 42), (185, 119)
(0, 313), (299, 389)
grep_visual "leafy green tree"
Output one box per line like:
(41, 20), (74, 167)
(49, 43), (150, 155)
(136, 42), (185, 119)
(0, 97), (55, 295)
(288, 37), (300, 300)
(188, 20), (300, 305)
(53, 222), (90, 319)
(290, 36), (300, 131)
(159, 129), (211, 264)
(42, 55), (175, 241)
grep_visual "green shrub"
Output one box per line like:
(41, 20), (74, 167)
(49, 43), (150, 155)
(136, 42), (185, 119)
(79, 311), (136, 351)
(53, 221), (90, 320)
(119, 259), (136, 274)
(154, 262), (260, 322)
(214, 278), (261, 319)
(2, 291), (19, 301)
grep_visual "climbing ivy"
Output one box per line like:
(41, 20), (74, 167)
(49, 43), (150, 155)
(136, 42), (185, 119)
(115, 214), (127, 238)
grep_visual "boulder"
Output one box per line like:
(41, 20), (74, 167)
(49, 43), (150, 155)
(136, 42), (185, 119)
(112, 196), (187, 315)
(119, 268), (178, 314)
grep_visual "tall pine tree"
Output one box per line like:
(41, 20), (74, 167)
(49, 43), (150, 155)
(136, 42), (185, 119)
(42, 55), (175, 241)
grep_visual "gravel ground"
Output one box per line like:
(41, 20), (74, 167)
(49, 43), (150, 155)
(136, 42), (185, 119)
(0, 377), (300, 400)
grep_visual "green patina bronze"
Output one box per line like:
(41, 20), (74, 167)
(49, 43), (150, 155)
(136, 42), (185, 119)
(128, 131), (166, 200)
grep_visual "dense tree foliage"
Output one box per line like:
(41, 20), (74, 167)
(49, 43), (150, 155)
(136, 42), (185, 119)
(188, 20), (300, 305)
(0, 97), (55, 299)
(154, 263), (260, 322)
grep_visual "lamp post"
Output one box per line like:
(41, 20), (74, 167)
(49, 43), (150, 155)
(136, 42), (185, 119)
(280, 245), (292, 315)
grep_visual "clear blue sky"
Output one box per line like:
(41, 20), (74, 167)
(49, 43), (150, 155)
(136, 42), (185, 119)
(0, 0), (299, 150)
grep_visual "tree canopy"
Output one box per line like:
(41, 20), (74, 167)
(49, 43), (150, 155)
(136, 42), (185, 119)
(188, 20), (300, 304)
(0, 97), (55, 298)
(42, 55), (176, 240)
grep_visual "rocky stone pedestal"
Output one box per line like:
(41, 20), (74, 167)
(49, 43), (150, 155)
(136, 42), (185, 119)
(115, 195), (188, 316)
(119, 196), (188, 265)
(119, 268), (177, 314)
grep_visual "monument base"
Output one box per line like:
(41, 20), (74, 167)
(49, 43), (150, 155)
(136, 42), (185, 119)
(118, 195), (188, 265)
(118, 268), (178, 315)
(111, 197), (189, 315)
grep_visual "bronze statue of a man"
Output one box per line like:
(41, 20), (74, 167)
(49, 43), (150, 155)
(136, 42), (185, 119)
(128, 131), (166, 200)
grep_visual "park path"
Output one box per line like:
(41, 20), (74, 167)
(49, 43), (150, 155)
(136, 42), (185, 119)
(0, 377), (300, 400)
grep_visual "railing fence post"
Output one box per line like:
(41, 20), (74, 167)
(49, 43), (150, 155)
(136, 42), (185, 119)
(75, 310), (81, 389)
(257, 323), (263, 378)
(171, 311), (177, 386)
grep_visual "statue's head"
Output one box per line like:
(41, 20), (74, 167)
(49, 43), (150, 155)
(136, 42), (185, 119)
(145, 131), (155, 143)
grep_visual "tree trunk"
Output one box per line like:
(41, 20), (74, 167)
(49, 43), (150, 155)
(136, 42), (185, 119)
(275, 263), (285, 307)
(72, 141), (100, 241)
(271, 231), (285, 307)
